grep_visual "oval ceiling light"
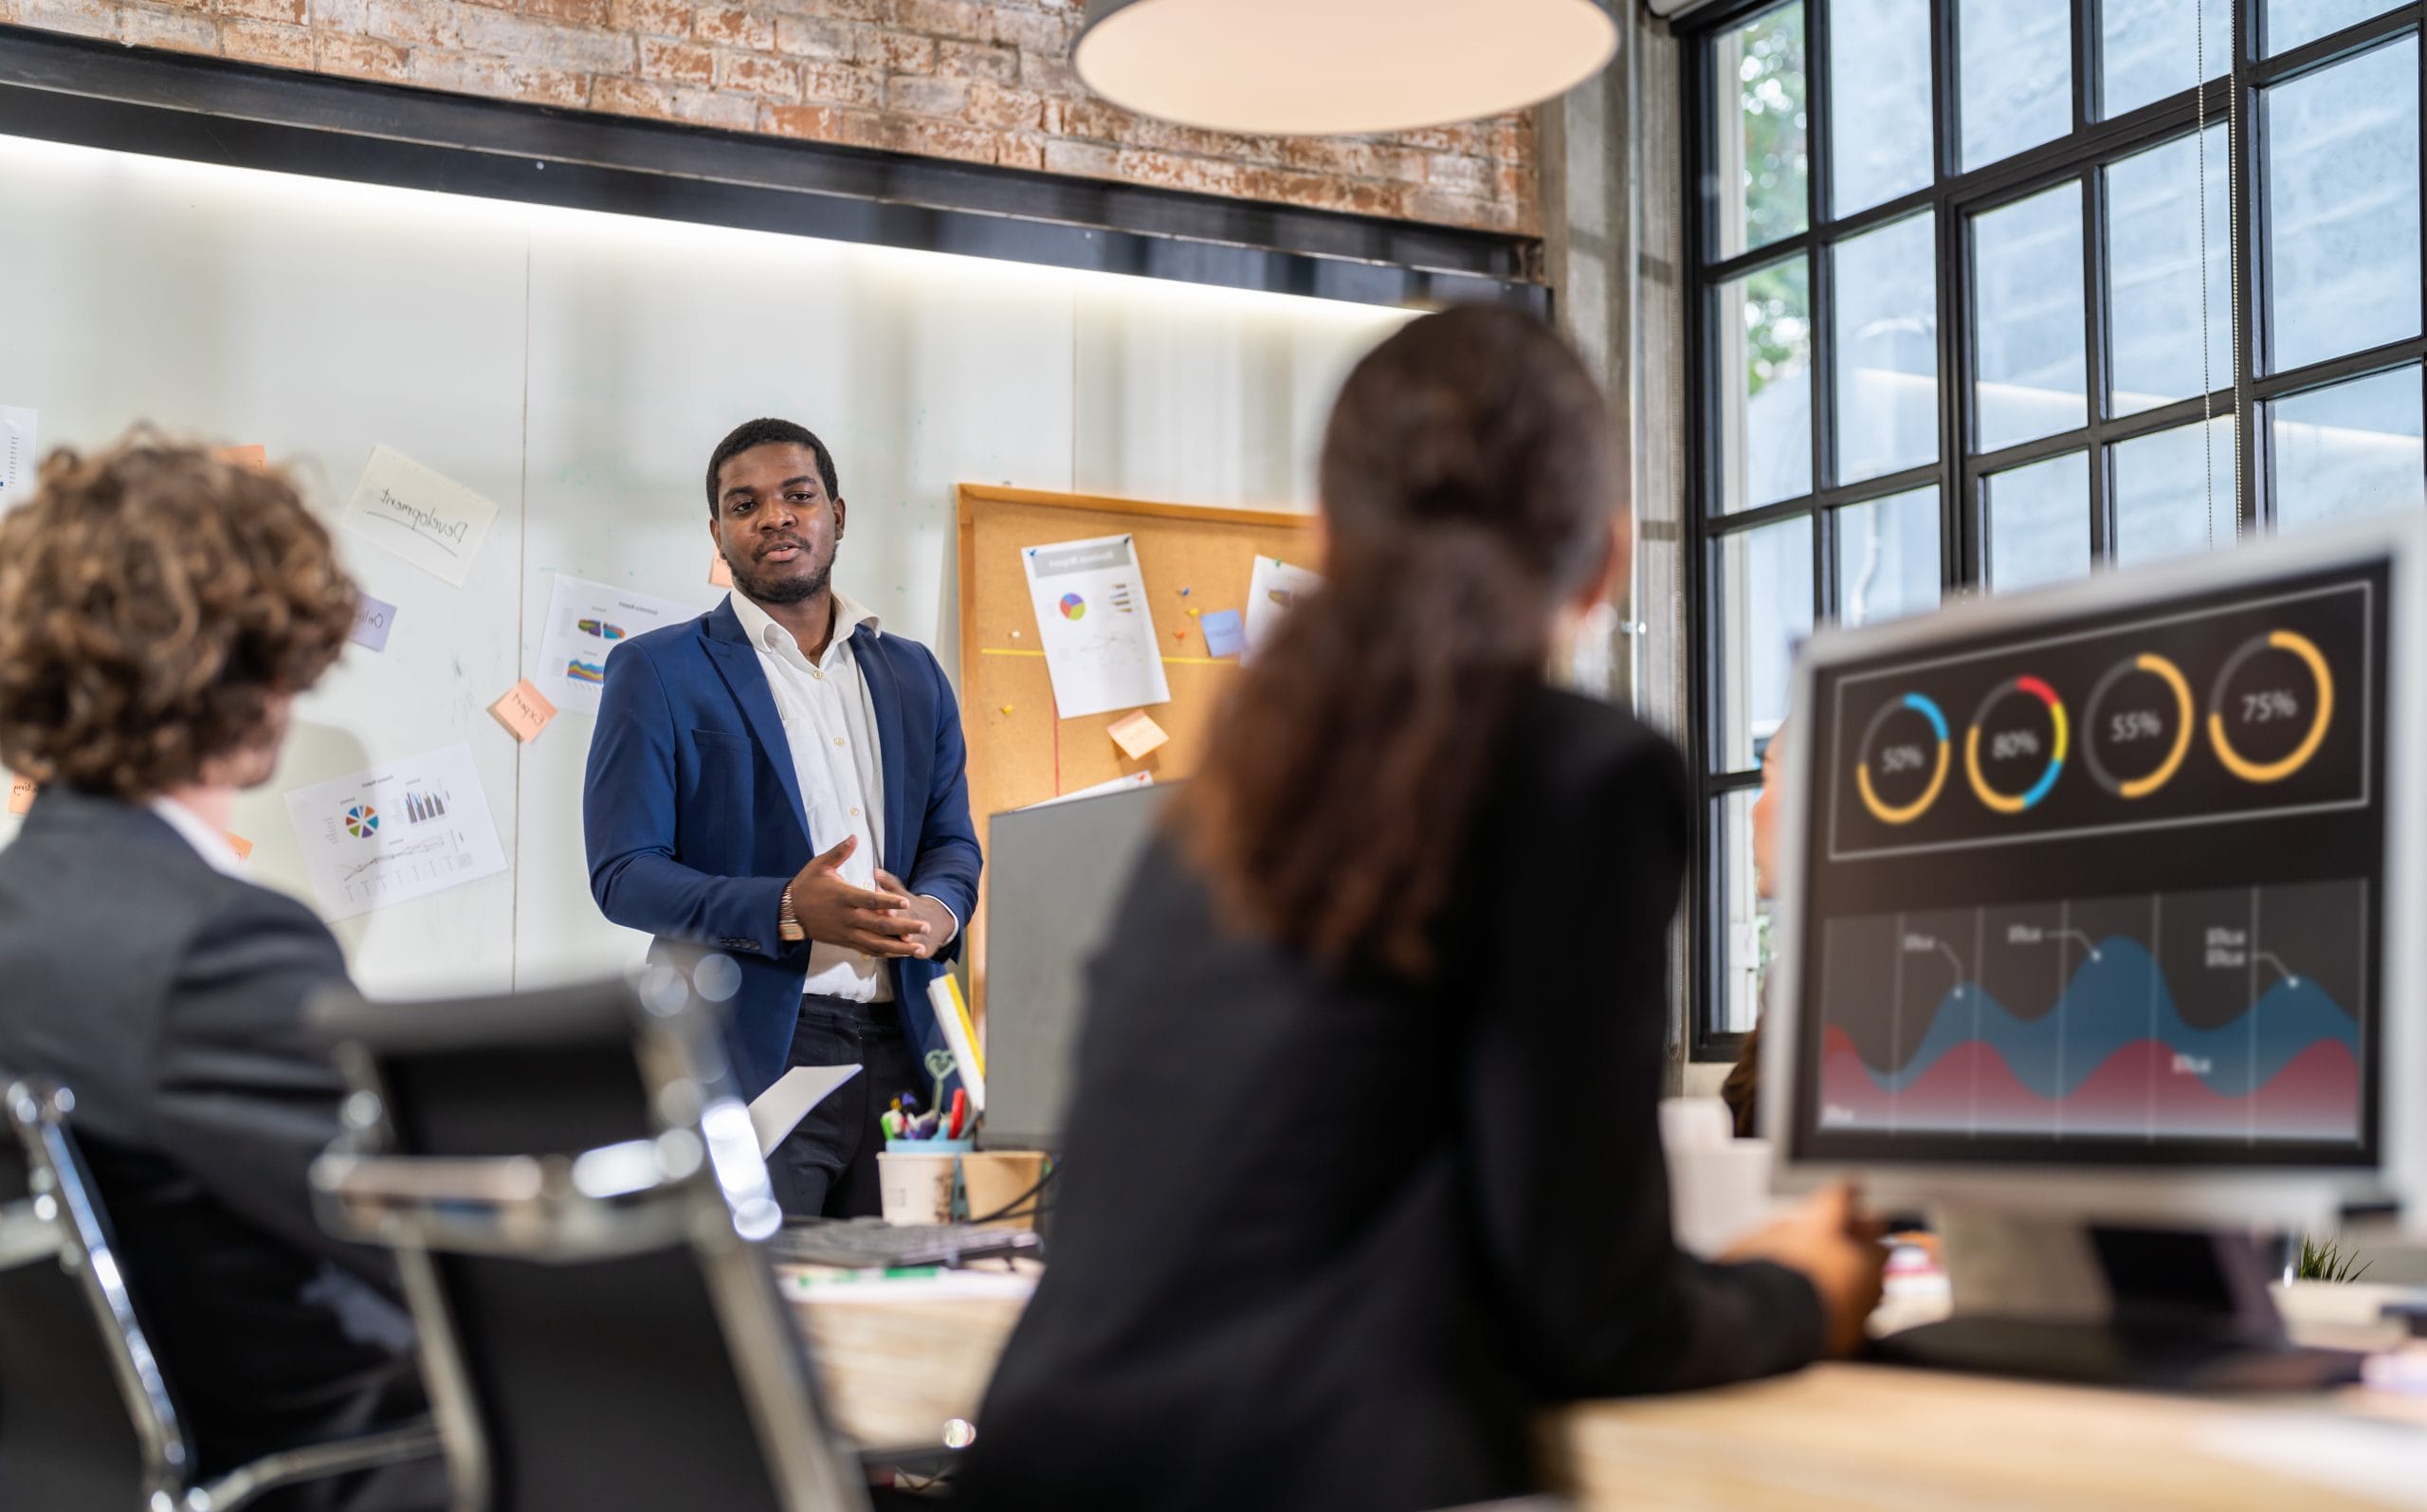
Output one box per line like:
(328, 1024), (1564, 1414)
(1074, 0), (1618, 137)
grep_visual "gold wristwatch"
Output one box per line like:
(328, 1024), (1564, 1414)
(778, 884), (805, 943)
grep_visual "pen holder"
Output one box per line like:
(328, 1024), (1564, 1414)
(877, 1139), (974, 1226)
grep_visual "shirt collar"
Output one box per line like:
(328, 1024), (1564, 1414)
(146, 795), (247, 879)
(728, 589), (880, 665)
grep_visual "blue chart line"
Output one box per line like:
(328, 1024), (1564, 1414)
(1841, 936), (2355, 1099)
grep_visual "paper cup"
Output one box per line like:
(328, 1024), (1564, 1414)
(878, 1151), (958, 1227)
(959, 1151), (1049, 1230)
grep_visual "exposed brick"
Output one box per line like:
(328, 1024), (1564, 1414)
(886, 111), (997, 165)
(121, 3), (219, 47)
(314, 27), (410, 78)
(306, 0), (364, 28)
(932, 36), (1011, 80)
(687, 3), (767, 47)
(637, 35), (711, 82)
(607, 0), (685, 34)
(984, 4), (1059, 51)
(1281, 137), (1424, 183)
(1407, 187), (1512, 232)
(1426, 153), (1494, 198)
(715, 49), (799, 99)
(1014, 46), (1076, 95)
(758, 100), (844, 139)
(849, 24), (927, 70)
(220, 14), (314, 63)
(592, 71), (755, 128)
(456, 5), (630, 69)
(410, 46), (590, 105)
(797, 58), (881, 106)
(363, 0), (453, 46)
(995, 133), (1043, 170)
(885, 72), (964, 117)
(961, 80), (1040, 130)
(1040, 137), (1116, 180)
(772, 12), (855, 57)
(521, 0), (610, 25)
(884, 0), (985, 42)
(21, 0), (118, 28)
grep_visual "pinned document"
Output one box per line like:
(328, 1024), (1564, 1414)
(1244, 556), (1321, 665)
(224, 831), (255, 864)
(350, 594), (397, 653)
(538, 574), (692, 714)
(0, 406), (35, 512)
(488, 680), (558, 742)
(1107, 710), (1169, 761)
(709, 552), (735, 589)
(6, 774), (32, 817)
(216, 444), (267, 472)
(340, 446), (499, 588)
(1200, 608), (1245, 658)
(282, 743), (507, 920)
(1022, 534), (1171, 719)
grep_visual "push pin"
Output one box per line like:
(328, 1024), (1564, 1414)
(1000, 704), (1014, 715)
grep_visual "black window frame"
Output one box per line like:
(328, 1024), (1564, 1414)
(1681, 0), (2427, 1062)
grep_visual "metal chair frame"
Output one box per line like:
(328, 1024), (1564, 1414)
(0, 1077), (441, 1512)
(308, 965), (872, 1512)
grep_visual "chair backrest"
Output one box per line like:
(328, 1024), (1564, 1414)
(310, 969), (867, 1512)
(0, 1076), (196, 1510)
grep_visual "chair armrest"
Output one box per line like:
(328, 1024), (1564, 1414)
(190, 1419), (445, 1512)
(311, 1136), (713, 1262)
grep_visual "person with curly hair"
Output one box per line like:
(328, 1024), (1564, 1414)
(0, 436), (441, 1510)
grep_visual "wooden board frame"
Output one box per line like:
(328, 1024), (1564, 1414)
(956, 483), (1320, 1014)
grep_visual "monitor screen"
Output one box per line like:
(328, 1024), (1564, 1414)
(1786, 559), (2387, 1169)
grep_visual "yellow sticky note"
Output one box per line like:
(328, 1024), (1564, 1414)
(1107, 710), (1169, 761)
(709, 553), (735, 589)
(6, 774), (33, 817)
(489, 680), (558, 742)
(225, 831), (255, 863)
(216, 444), (267, 472)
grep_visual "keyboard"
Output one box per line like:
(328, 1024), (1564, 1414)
(762, 1218), (1040, 1269)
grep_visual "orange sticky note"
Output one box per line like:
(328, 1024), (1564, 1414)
(6, 774), (33, 816)
(216, 444), (267, 472)
(710, 553), (735, 589)
(1107, 710), (1169, 761)
(224, 831), (255, 863)
(489, 679), (558, 742)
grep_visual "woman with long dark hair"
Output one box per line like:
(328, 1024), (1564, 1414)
(958, 306), (1883, 1512)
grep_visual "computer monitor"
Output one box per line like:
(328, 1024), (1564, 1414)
(979, 781), (1173, 1152)
(1766, 513), (2426, 1236)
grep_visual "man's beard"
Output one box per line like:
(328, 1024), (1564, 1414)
(731, 547), (832, 606)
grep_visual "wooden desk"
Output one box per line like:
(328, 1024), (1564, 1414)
(788, 1271), (2427, 1509)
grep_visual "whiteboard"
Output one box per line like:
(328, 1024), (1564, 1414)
(0, 130), (1411, 997)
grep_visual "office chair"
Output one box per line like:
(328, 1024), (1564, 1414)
(0, 1075), (440, 1511)
(307, 968), (875, 1512)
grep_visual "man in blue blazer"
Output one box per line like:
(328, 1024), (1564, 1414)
(584, 418), (980, 1217)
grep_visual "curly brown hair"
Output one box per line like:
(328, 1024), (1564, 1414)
(0, 434), (358, 800)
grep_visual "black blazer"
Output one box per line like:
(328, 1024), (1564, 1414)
(959, 688), (1823, 1512)
(0, 790), (423, 1493)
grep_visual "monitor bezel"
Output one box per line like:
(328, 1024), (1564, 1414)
(1761, 512), (2427, 1229)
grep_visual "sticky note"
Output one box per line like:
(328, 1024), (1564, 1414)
(7, 774), (33, 816)
(350, 593), (396, 653)
(1107, 710), (1169, 761)
(709, 553), (735, 589)
(489, 680), (558, 742)
(216, 444), (267, 472)
(225, 831), (255, 863)
(1201, 609), (1245, 658)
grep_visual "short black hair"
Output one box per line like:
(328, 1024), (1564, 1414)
(705, 418), (840, 517)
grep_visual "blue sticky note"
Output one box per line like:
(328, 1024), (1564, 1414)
(1201, 608), (1245, 658)
(350, 593), (396, 653)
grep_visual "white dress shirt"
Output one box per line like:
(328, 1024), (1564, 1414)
(147, 794), (248, 879)
(730, 589), (955, 1003)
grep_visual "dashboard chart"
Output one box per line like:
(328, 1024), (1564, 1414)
(1796, 563), (2385, 1163)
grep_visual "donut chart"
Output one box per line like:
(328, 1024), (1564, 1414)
(2082, 652), (2196, 799)
(1964, 676), (2069, 814)
(1855, 692), (1952, 825)
(2208, 629), (2334, 784)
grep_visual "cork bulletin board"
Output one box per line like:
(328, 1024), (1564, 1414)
(957, 483), (1320, 1011)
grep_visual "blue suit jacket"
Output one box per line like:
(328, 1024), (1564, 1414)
(583, 597), (981, 1099)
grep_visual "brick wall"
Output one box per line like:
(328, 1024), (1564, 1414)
(1, 0), (1540, 234)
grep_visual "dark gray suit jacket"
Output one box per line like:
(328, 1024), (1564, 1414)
(0, 788), (425, 1500)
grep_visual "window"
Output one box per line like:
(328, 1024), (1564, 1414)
(1685, 0), (2427, 1055)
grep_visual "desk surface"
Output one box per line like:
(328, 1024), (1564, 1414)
(785, 1268), (2427, 1510)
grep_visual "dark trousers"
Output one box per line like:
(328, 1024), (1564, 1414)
(767, 993), (924, 1219)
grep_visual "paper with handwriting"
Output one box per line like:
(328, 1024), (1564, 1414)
(340, 446), (499, 587)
